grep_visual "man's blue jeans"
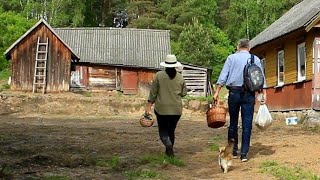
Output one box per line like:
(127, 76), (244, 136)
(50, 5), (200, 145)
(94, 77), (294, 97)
(228, 88), (255, 156)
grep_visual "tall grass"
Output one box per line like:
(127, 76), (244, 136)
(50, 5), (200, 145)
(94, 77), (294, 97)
(260, 161), (320, 180)
(0, 69), (10, 81)
(139, 154), (185, 167)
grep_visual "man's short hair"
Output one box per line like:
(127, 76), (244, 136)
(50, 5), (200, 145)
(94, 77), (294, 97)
(238, 39), (250, 49)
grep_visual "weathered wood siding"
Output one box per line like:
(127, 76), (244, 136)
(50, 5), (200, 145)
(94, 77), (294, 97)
(70, 65), (89, 88)
(182, 65), (208, 96)
(88, 65), (116, 90)
(10, 23), (71, 92)
(138, 69), (157, 96)
(252, 29), (314, 87)
(251, 29), (317, 110)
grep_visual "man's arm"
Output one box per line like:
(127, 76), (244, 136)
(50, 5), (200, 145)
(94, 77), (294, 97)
(213, 56), (231, 101)
(213, 84), (222, 101)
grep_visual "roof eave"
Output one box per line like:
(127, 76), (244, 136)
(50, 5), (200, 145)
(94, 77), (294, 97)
(251, 27), (306, 50)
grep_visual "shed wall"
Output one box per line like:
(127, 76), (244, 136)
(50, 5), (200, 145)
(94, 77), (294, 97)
(10, 23), (71, 92)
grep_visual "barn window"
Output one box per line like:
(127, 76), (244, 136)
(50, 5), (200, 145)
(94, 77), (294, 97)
(277, 50), (285, 86)
(297, 42), (306, 81)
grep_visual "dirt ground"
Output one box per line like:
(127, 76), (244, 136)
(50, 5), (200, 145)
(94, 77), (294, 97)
(0, 92), (320, 179)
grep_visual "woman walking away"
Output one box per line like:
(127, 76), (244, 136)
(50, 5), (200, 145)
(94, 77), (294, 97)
(145, 54), (188, 157)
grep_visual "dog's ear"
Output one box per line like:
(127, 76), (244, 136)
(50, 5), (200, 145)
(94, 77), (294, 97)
(219, 147), (226, 153)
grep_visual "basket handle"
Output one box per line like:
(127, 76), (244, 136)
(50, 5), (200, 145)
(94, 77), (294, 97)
(214, 98), (220, 106)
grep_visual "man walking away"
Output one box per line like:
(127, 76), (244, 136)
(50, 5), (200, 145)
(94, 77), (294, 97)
(213, 39), (267, 162)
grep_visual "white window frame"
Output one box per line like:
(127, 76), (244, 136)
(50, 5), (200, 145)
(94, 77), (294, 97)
(277, 50), (285, 86)
(297, 42), (306, 81)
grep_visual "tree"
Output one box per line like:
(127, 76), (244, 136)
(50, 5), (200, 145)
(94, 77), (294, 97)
(175, 19), (233, 80)
(0, 0), (86, 27)
(219, 0), (302, 43)
(0, 11), (36, 70)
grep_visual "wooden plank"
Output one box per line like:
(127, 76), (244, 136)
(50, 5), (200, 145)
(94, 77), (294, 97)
(183, 71), (206, 74)
(184, 79), (207, 82)
(183, 75), (206, 78)
(183, 72), (207, 75)
(186, 83), (206, 86)
(183, 76), (207, 81)
(186, 82), (206, 85)
(187, 86), (206, 89)
(183, 70), (206, 74)
(188, 91), (205, 96)
(183, 64), (208, 71)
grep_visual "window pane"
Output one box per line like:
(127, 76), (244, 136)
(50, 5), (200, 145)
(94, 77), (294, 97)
(279, 72), (284, 82)
(278, 51), (284, 84)
(298, 44), (306, 80)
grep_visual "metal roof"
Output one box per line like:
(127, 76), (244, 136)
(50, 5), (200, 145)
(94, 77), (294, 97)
(250, 0), (320, 48)
(4, 19), (79, 59)
(54, 28), (171, 69)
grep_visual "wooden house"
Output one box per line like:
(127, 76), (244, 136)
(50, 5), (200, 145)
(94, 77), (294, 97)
(54, 27), (171, 95)
(4, 19), (79, 93)
(250, 0), (320, 111)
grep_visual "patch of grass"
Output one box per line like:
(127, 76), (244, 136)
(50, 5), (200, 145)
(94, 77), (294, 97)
(139, 154), (185, 167)
(82, 91), (92, 97)
(212, 135), (225, 141)
(183, 95), (211, 102)
(95, 159), (109, 167)
(209, 135), (225, 152)
(0, 84), (10, 90)
(305, 126), (320, 133)
(209, 143), (220, 152)
(95, 155), (120, 170)
(260, 160), (320, 180)
(109, 156), (120, 169)
(0, 69), (10, 81)
(125, 169), (159, 180)
(43, 176), (70, 180)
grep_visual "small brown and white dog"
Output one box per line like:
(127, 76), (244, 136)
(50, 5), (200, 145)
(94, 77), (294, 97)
(218, 139), (235, 173)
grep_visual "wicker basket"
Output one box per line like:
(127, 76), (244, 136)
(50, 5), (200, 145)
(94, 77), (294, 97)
(139, 113), (154, 127)
(206, 100), (227, 128)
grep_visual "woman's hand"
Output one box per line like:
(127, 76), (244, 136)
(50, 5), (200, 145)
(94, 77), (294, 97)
(145, 101), (153, 115)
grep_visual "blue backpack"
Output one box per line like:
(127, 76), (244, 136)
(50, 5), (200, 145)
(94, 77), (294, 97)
(243, 54), (264, 92)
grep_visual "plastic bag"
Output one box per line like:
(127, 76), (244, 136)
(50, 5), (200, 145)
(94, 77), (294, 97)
(254, 104), (273, 130)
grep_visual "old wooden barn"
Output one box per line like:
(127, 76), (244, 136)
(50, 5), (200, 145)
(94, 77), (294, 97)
(5, 19), (213, 96)
(54, 27), (171, 95)
(4, 19), (79, 93)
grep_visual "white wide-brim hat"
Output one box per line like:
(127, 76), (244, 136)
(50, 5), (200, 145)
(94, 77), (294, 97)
(160, 54), (182, 68)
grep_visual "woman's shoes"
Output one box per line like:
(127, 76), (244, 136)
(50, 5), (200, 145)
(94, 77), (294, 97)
(165, 146), (174, 157)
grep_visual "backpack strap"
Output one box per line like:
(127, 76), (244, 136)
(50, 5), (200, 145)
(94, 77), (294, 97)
(250, 54), (255, 64)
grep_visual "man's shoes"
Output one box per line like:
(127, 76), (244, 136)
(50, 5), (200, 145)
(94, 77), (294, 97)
(165, 146), (174, 157)
(240, 154), (248, 162)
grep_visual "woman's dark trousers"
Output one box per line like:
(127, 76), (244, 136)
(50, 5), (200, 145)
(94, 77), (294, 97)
(154, 111), (180, 156)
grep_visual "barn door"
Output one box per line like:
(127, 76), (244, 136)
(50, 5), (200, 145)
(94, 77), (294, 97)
(121, 69), (138, 95)
(312, 37), (320, 110)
